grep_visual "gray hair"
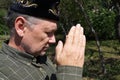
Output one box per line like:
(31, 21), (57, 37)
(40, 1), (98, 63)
(5, 10), (41, 36)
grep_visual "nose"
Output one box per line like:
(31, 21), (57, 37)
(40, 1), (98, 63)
(48, 35), (56, 44)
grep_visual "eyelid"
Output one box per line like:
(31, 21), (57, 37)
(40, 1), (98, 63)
(45, 28), (57, 36)
(46, 29), (56, 34)
(46, 32), (54, 36)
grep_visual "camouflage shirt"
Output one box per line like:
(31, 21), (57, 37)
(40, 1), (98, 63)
(0, 41), (83, 80)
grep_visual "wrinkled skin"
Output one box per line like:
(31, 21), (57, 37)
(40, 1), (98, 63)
(8, 17), (57, 56)
(56, 24), (86, 68)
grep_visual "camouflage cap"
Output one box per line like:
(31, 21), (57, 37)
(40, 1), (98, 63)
(10, 0), (60, 21)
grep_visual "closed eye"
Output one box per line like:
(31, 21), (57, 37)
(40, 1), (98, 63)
(46, 32), (54, 37)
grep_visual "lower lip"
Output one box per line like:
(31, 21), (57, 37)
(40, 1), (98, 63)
(43, 47), (48, 51)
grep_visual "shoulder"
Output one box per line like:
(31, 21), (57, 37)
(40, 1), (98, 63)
(0, 52), (20, 71)
(0, 53), (30, 80)
(0, 52), (16, 80)
(0, 51), (16, 66)
(0, 51), (21, 76)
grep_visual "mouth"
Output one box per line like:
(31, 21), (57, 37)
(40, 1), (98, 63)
(42, 47), (49, 51)
(39, 47), (49, 56)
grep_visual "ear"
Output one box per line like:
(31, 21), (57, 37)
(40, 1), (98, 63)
(14, 16), (27, 37)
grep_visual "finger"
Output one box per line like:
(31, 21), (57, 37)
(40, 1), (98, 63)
(73, 24), (82, 45)
(76, 35), (86, 52)
(80, 26), (84, 35)
(56, 40), (63, 57)
(79, 35), (86, 48)
(77, 35), (86, 58)
(65, 26), (75, 45)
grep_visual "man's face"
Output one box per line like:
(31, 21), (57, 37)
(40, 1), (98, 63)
(21, 18), (57, 56)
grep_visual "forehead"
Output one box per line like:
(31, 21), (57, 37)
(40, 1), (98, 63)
(32, 18), (57, 31)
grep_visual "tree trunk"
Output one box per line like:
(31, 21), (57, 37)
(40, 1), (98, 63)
(113, 0), (120, 41)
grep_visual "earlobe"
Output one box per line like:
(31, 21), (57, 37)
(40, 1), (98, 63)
(14, 17), (26, 37)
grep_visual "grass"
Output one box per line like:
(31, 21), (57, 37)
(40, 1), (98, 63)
(83, 40), (120, 80)
(0, 35), (120, 80)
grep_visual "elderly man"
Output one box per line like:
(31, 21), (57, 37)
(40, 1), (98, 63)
(0, 0), (86, 80)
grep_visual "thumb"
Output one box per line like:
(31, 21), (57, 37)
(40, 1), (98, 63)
(56, 40), (63, 55)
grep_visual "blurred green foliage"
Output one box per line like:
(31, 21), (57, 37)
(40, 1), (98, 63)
(0, 9), (9, 35)
(59, 0), (118, 40)
(88, 8), (116, 39)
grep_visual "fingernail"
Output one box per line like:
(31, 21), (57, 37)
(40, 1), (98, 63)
(58, 40), (62, 44)
(77, 24), (81, 27)
(72, 26), (75, 28)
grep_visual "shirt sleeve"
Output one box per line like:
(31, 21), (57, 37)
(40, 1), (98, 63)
(56, 66), (83, 80)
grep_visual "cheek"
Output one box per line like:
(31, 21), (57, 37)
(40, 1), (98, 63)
(33, 32), (48, 42)
(26, 29), (46, 43)
(21, 31), (49, 54)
